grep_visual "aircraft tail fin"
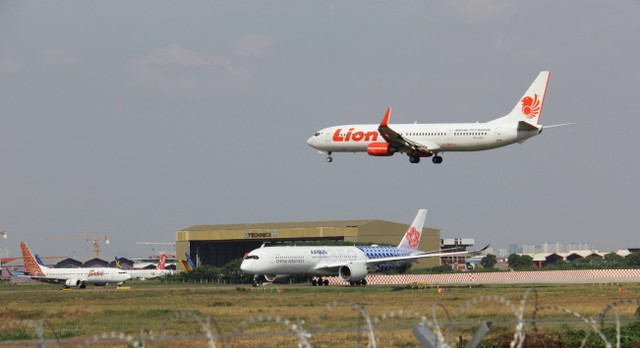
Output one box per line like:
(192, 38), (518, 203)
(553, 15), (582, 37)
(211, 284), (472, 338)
(490, 71), (550, 126)
(35, 254), (45, 266)
(20, 242), (45, 277)
(397, 209), (428, 250)
(156, 253), (167, 270)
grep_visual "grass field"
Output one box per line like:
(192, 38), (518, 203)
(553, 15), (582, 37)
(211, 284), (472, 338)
(1, 281), (639, 347)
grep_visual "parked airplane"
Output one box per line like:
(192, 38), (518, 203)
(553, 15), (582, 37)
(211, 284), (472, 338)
(20, 242), (131, 288)
(117, 253), (174, 280)
(240, 209), (487, 286)
(35, 254), (45, 266)
(307, 71), (573, 163)
(2, 267), (33, 283)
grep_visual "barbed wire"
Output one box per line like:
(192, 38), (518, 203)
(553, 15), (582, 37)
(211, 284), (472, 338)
(1, 288), (638, 347)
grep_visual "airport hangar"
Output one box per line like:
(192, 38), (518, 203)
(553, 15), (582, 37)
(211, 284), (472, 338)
(175, 218), (441, 270)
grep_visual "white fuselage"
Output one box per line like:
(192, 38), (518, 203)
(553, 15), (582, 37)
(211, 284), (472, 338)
(240, 245), (412, 277)
(122, 269), (174, 280)
(41, 266), (131, 285)
(307, 122), (539, 154)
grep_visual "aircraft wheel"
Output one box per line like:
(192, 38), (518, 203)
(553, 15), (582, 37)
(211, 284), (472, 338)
(79, 282), (86, 289)
(324, 279), (329, 286)
(362, 279), (367, 286)
(326, 152), (333, 163)
(409, 156), (420, 164)
(312, 279), (318, 286)
(432, 155), (443, 164)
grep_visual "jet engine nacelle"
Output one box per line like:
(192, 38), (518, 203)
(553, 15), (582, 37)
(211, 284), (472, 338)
(367, 142), (395, 156)
(264, 274), (289, 282)
(65, 279), (81, 287)
(338, 262), (367, 282)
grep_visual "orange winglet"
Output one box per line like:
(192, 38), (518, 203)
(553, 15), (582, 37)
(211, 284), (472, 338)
(380, 107), (392, 127)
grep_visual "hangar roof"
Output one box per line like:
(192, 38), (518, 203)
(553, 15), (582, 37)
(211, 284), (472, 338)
(180, 219), (378, 231)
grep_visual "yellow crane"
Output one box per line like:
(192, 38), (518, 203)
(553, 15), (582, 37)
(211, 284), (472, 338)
(47, 233), (110, 258)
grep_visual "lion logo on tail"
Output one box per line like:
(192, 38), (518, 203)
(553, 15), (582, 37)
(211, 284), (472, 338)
(521, 94), (541, 119)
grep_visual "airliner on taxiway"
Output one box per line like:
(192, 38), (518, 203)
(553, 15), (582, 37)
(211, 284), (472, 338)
(307, 71), (572, 163)
(20, 242), (131, 288)
(240, 209), (487, 286)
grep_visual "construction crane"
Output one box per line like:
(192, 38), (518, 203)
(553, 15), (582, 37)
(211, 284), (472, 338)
(47, 233), (109, 258)
(135, 242), (175, 246)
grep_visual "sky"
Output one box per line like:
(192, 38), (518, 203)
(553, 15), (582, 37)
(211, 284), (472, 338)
(1, 1), (639, 259)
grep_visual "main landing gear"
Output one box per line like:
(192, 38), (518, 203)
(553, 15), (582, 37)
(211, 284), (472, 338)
(408, 154), (443, 164)
(252, 275), (262, 287)
(311, 277), (329, 286)
(349, 279), (367, 286)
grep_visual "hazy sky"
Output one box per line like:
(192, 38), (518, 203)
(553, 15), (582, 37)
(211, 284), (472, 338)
(1, 1), (639, 259)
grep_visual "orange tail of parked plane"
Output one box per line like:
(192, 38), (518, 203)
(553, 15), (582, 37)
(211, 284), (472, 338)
(20, 242), (45, 277)
(156, 253), (167, 270)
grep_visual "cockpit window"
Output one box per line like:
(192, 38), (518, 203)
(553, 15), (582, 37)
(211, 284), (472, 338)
(314, 132), (321, 137)
(244, 255), (259, 260)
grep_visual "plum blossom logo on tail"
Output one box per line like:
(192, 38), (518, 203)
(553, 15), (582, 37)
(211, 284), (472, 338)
(406, 227), (420, 248)
(521, 94), (541, 119)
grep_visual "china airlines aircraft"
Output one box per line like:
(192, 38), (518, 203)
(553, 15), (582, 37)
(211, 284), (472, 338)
(20, 242), (131, 288)
(240, 209), (487, 286)
(118, 253), (175, 280)
(307, 71), (572, 163)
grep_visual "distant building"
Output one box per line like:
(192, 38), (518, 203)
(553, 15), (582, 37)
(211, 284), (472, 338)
(177, 218), (441, 269)
(440, 238), (474, 270)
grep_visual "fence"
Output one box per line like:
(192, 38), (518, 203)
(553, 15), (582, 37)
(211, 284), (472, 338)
(1, 288), (639, 348)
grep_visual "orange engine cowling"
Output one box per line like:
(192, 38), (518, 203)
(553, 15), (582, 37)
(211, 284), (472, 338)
(367, 142), (395, 156)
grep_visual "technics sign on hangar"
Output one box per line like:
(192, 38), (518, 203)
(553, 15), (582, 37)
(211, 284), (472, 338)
(175, 218), (441, 270)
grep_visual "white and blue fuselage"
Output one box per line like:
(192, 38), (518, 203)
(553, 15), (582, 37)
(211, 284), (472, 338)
(241, 245), (414, 277)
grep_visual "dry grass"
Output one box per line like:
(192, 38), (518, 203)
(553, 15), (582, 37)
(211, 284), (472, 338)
(0, 281), (638, 347)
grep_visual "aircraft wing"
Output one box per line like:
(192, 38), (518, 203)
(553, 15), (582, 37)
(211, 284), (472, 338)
(365, 247), (484, 267)
(24, 275), (68, 284)
(378, 107), (441, 154)
(313, 244), (490, 271)
(543, 123), (576, 129)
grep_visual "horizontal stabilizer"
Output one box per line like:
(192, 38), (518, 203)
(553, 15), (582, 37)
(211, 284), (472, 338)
(517, 121), (540, 132)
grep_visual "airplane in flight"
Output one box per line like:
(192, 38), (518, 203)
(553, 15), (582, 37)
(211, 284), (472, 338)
(307, 71), (573, 163)
(240, 209), (487, 286)
(116, 253), (174, 280)
(20, 242), (131, 288)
